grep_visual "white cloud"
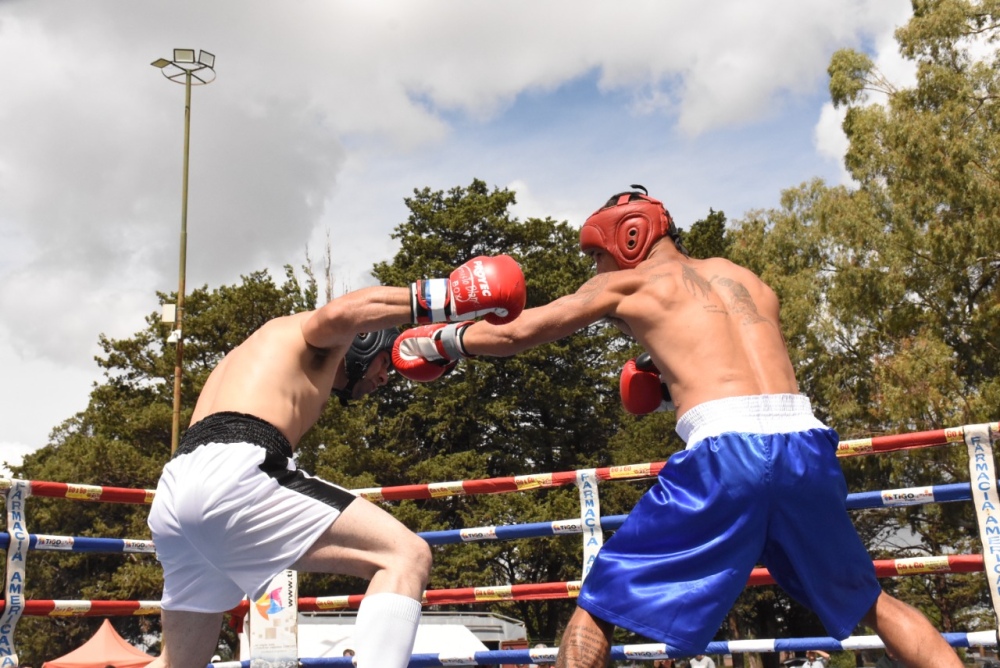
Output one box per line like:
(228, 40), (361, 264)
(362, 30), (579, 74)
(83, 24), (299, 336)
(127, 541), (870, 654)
(814, 102), (852, 185)
(507, 179), (590, 231)
(1, 439), (46, 477)
(1, 442), (35, 477)
(0, 0), (916, 453)
(0, 332), (95, 452)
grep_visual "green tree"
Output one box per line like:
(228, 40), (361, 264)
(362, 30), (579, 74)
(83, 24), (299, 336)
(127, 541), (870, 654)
(823, 0), (1000, 429)
(728, 0), (1000, 650)
(681, 208), (732, 260)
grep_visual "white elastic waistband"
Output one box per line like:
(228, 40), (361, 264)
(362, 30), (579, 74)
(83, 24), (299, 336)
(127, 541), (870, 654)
(675, 394), (827, 447)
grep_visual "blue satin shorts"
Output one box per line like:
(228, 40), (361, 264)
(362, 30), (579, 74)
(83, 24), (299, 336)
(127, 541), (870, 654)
(577, 395), (881, 656)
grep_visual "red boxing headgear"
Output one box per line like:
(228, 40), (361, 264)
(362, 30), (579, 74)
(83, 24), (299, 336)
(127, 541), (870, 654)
(579, 186), (681, 269)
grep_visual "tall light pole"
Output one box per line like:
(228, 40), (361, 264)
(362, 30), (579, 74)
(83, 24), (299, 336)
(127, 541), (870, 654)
(151, 49), (216, 454)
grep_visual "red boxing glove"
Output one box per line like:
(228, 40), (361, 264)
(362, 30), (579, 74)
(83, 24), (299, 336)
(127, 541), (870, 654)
(410, 254), (526, 325)
(620, 353), (673, 415)
(392, 322), (473, 382)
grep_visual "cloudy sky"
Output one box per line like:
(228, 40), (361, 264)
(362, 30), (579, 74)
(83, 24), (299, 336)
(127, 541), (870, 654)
(0, 0), (915, 473)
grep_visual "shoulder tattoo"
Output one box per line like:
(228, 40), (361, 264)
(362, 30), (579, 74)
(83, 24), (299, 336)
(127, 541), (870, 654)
(681, 264), (712, 298)
(681, 265), (768, 324)
(713, 276), (768, 325)
(682, 265), (728, 315)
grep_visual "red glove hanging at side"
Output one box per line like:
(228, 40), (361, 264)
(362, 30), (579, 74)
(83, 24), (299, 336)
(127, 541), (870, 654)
(619, 353), (674, 414)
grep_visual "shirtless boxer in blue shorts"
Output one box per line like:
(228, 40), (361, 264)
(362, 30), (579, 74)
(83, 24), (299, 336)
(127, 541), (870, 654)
(392, 187), (961, 667)
(146, 254), (525, 668)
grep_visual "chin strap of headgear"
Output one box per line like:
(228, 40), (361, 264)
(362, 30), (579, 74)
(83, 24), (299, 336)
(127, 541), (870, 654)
(333, 327), (400, 407)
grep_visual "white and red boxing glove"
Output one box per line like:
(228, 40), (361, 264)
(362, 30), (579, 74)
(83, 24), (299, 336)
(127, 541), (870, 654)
(410, 254), (526, 325)
(392, 322), (474, 382)
(619, 353), (674, 415)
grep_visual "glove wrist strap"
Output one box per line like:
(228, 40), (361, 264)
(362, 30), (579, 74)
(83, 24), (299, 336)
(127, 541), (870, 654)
(438, 322), (474, 359)
(411, 279), (451, 323)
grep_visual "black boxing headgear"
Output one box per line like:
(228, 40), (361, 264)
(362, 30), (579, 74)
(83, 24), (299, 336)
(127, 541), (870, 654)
(579, 184), (687, 269)
(333, 327), (399, 406)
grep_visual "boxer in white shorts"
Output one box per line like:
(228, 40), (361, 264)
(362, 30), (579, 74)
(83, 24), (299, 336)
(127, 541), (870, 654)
(145, 255), (527, 668)
(150, 413), (360, 611)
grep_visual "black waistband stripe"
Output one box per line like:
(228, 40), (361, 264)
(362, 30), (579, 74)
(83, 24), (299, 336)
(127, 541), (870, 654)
(174, 411), (293, 459)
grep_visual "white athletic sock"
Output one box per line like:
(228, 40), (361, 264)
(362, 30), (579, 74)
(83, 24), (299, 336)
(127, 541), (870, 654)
(353, 592), (422, 668)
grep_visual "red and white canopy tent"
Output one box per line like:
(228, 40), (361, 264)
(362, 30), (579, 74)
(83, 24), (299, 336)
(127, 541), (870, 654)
(42, 619), (154, 668)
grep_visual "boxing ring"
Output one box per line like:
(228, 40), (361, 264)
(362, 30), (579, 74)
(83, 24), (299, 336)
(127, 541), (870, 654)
(2, 421), (999, 666)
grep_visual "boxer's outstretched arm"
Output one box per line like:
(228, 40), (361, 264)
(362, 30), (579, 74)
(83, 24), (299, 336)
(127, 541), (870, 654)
(302, 286), (412, 349)
(461, 272), (627, 357)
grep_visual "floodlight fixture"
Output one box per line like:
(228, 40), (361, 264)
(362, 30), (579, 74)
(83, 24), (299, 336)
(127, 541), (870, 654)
(151, 49), (217, 85)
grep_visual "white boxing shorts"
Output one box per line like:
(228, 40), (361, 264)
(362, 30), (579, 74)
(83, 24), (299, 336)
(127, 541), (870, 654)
(148, 411), (357, 612)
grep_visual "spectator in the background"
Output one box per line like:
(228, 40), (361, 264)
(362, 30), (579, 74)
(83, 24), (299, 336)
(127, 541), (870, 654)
(803, 649), (829, 667)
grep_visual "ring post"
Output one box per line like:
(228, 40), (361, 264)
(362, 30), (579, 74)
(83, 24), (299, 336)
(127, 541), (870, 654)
(964, 423), (1000, 643)
(575, 469), (603, 580)
(1, 480), (31, 668)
